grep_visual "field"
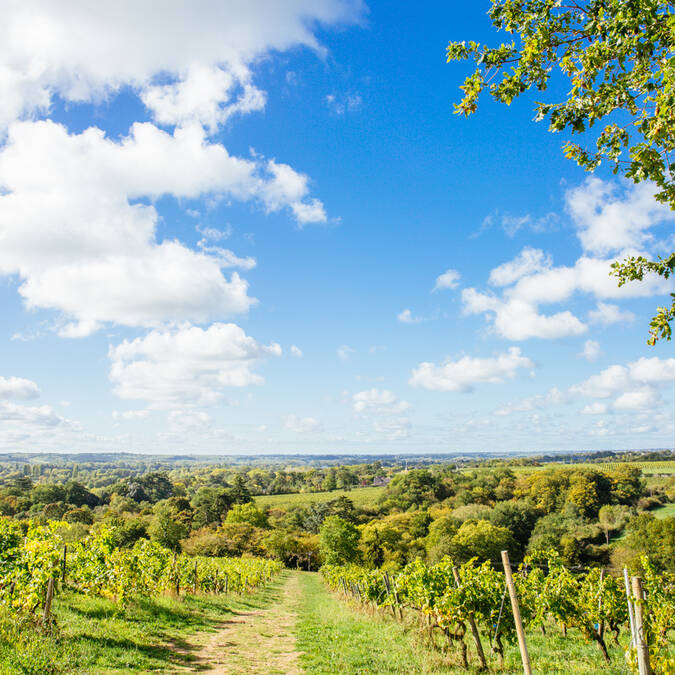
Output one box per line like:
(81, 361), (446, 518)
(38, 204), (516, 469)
(254, 485), (385, 509)
(1, 570), (639, 674)
(654, 502), (675, 519)
(465, 459), (675, 476)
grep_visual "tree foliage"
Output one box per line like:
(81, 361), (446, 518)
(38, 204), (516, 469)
(448, 0), (675, 343)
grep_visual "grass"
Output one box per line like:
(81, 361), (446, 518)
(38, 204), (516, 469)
(463, 460), (675, 476)
(0, 571), (639, 674)
(300, 575), (633, 674)
(255, 486), (385, 510)
(0, 578), (286, 674)
(295, 572), (453, 674)
(653, 502), (675, 519)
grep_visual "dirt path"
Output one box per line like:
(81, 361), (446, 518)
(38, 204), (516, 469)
(184, 572), (302, 674)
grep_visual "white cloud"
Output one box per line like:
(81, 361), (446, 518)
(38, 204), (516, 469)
(580, 402), (608, 415)
(352, 389), (410, 440)
(0, 401), (75, 429)
(462, 247), (668, 340)
(480, 211), (558, 237)
(0, 1), (364, 131)
(0, 376), (40, 400)
(0, 121), (336, 333)
(588, 302), (635, 326)
(494, 387), (568, 416)
(579, 339), (600, 362)
(433, 269), (460, 292)
(284, 414), (323, 433)
(325, 92), (362, 115)
(397, 309), (423, 324)
(613, 388), (661, 411)
(337, 345), (354, 361)
(488, 247), (552, 287)
(112, 409), (150, 421)
(290, 345), (303, 357)
(109, 323), (281, 408)
(409, 347), (534, 393)
(353, 389), (410, 415)
(566, 177), (675, 255)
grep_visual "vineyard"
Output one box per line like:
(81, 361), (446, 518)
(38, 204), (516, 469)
(322, 552), (675, 673)
(0, 519), (282, 620)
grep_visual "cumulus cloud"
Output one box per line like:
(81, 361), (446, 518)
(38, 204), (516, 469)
(499, 355), (675, 418)
(0, 121), (337, 333)
(433, 269), (460, 291)
(0, 1), (364, 131)
(397, 309), (423, 324)
(580, 402), (608, 415)
(353, 389), (410, 415)
(488, 247), (552, 287)
(290, 345), (303, 357)
(0, 376), (40, 400)
(109, 323), (281, 408)
(352, 389), (410, 440)
(462, 247), (668, 340)
(588, 302), (635, 326)
(494, 387), (568, 416)
(409, 347), (533, 393)
(284, 414), (323, 433)
(112, 409), (150, 421)
(0, 401), (76, 429)
(566, 177), (675, 255)
(579, 339), (600, 362)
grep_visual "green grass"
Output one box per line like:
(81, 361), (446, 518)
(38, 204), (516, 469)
(464, 460), (675, 476)
(295, 572), (454, 674)
(255, 486), (384, 510)
(0, 578), (286, 674)
(653, 502), (675, 519)
(299, 575), (633, 674)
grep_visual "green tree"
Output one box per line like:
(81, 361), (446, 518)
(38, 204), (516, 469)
(230, 474), (252, 505)
(319, 515), (360, 565)
(450, 519), (516, 562)
(598, 504), (631, 545)
(225, 503), (269, 528)
(448, 1), (675, 343)
(148, 501), (189, 551)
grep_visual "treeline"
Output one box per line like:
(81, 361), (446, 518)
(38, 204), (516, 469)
(0, 459), (673, 575)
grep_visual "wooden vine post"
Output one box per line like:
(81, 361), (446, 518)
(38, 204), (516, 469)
(631, 577), (651, 675)
(501, 551), (532, 675)
(61, 544), (67, 584)
(43, 577), (55, 624)
(452, 566), (487, 671)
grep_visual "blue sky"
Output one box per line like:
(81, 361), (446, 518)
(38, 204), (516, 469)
(1, 1), (674, 455)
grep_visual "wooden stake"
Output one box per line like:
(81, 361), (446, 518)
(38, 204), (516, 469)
(597, 568), (605, 639)
(43, 577), (54, 623)
(631, 577), (651, 675)
(624, 567), (637, 648)
(193, 560), (198, 594)
(452, 566), (487, 671)
(61, 545), (67, 584)
(501, 551), (532, 675)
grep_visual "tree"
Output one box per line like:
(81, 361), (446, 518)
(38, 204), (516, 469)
(319, 515), (360, 565)
(230, 474), (252, 505)
(598, 504), (631, 545)
(226, 503), (269, 528)
(450, 519), (517, 562)
(448, 1), (675, 343)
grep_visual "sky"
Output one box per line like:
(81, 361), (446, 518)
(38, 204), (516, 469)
(1, 0), (674, 456)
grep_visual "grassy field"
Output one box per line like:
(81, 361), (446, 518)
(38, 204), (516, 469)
(0, 578), (286, 674)
(653, 502), (675, 519)
(465, 460), (675, 476)
(1, 571), (638, 674)
(255, 485), (385, 509)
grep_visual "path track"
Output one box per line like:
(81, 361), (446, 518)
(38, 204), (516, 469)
(181, 572), (301, 674)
